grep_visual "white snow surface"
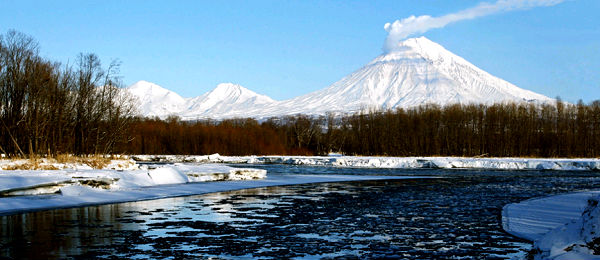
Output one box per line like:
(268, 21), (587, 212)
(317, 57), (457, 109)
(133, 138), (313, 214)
(0, 165), (416, 216)
(0, 164), (266, 196)
(503, 192), (600, 259)
(127, 80), (187, 118)
(132, 154), (600, 171)
(147, 166), (190, 185)
(127, 81), (276, 119)
(181, 83), (276, 120)
(126, 37), (553, 120)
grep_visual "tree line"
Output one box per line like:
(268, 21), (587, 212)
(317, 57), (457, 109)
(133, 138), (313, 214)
(122, 100), (600, 158)
(0, 30), (135, 157)
(332, 101), (600, 157)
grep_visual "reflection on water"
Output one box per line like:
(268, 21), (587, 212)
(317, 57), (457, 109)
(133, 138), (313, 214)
(0, 204), (123, 259)
(2, 167), (600, 259)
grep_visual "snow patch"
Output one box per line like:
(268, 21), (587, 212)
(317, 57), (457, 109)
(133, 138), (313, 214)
(171, 163), (266, 182)
(503, 192), (600, 259)
(147, 166), (189, 185)
(59, 185), (100, 197)
(0, 164), (266, 199)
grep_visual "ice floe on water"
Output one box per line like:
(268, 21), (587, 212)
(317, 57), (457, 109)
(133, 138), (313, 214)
(503, 192), (600, 259)
(133, 154), (600, 171)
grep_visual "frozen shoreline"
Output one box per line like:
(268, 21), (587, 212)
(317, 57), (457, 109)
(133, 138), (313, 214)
(503, 192), (600, 259)
(0, 162), (421, 216)
(133, 154), (600, 171)
(0, 163), (266, 215)
(0, 164), (266, 196)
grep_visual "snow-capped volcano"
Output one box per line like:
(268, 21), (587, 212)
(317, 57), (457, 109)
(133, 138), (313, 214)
(181, 83), (276, 119)
(126, 81), (276, 119)
(127, 37), (553, 119)
(272, 36), (553, 115)
(127, 80), (187, 118)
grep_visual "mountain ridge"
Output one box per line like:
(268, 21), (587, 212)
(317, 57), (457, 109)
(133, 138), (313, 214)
(126, 37), (553, 119)
(181, 83), (276, 119)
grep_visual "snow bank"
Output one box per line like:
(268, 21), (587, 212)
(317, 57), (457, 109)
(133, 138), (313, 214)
(0, 164), (266, 198)
(503, 192), (600, 259)
(174, 164), (266, 181)
(0, 170), (418, 216)
(132, 154), (600, 171)
(147, 166), (189, 185)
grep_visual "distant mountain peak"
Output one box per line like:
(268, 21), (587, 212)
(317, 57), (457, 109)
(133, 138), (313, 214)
(276, 36), (553, 115)
(398, 36), (438, 49)
(381, 36), (439, 55)
(126, 80), (186, 118)
(203, 83), (274, 103)
(373, 36), (463, 66)
(128, 80), (167, 93)
(215, 82), (241, 90)
(206, 82), (266, 101)
(180, 83), (275, 119)
(213, 82), (242, 94)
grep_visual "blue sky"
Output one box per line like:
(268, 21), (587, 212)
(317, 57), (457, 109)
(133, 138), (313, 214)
(0, 0), (598, 102)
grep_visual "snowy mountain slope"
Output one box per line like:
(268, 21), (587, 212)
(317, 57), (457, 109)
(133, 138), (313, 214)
(127, 80), (187, 118)
(180, 83), (276, 120)
(127, 37), (553, 119)
(126, 81), (276, 119)
(269, 36), (553, 115)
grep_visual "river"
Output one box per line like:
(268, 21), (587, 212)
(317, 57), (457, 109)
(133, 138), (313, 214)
(2, 165), (600, 259)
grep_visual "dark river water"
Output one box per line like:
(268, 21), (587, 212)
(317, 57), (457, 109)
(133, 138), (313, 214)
(2, 165), (600, 259)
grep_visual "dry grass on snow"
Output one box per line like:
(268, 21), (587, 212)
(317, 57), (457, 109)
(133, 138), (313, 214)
(1, 155), (121, 170)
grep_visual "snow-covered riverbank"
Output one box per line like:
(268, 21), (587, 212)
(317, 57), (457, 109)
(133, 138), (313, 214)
(503, 192), (600, 259)
(0, 162), (419, 216)
(0, 164), (266, 196)
(133, 154), (600, 171)
(0, 163), (269, 215)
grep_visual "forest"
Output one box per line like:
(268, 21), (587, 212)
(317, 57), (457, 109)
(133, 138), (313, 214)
(2, 30), (600, 158)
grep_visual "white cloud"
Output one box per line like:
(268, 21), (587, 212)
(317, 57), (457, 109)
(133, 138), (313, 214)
(383, 0), (566, 52)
